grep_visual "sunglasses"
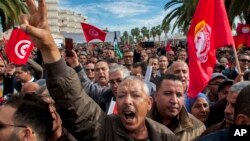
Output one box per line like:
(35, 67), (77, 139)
(240, 59), (250, 63)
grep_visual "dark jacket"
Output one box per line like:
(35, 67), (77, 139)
(74, 65), (113, 112)
(197, 128), (229, 141)
(45, 59), (178, 141)
(150, 106), (206, 141)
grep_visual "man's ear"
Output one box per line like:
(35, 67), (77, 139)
(236, 114), (250, 125)
(147, 96), (153, 111)
(18, 127), (34, 141)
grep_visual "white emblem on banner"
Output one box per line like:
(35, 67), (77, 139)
(14, 40), (31, 59)
(194, 21), (211, 63)
(88, 29), (99, 37)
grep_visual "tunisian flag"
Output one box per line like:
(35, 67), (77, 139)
(5, 28), (34, 65)
(81, 23), (107, 43)
(187, 0), (234, 98)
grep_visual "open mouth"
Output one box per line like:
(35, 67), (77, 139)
(124, 111), (136, 120)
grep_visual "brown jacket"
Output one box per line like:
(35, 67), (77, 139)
(151, 107), (206, 141)
(45, 59), (178, 141)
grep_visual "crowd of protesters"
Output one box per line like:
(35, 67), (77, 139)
(1, 0), (250, 141)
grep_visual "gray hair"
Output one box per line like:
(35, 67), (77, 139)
(119, 76), (150, 95)
(168, 60), (188, 73)
(109, 63), (130, 79)
(230, 81), (250, 94)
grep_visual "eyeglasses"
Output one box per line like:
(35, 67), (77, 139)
(86, 69), (95, 72)
(240, 59), (250, 63)
(0, 123), (27, 130)
(109, 79), (123, 85)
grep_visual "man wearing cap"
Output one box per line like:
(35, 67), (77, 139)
(206, 73), (227, 105)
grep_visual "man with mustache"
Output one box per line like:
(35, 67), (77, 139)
(152, 74), (205, 141)
(19, 0), (178, 140)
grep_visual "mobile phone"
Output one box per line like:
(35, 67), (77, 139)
(65, 38), (73, 57)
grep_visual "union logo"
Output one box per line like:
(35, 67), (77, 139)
(88, 28), (99, 37)
(194, 20), (211, 63)
(14, 40), (31, 59)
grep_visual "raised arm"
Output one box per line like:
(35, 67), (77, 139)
(21, 0), (105, 140)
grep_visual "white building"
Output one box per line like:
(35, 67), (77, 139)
(46, 0), (60, 34)
(58, 10), (87, 34)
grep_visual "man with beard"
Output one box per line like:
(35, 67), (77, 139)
(152, 74), (205, 141)
(19, 1), (179, 140)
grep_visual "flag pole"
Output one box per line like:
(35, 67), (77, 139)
(232, 44), (243, 81)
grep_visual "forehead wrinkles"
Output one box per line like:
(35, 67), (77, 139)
(118, 80), (144, 93)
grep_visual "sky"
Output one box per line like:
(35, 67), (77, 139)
(59, 0), (172, 35)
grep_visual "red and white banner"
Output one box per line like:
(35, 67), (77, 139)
(81, 23), (107, 43)
(187, 0), (234, 98)
(5, 28), (34, 65)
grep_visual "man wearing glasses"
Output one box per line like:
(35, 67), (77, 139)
(223, 53), (250, 80)
(85, 62), (95, 82)
(0, 94), (53, 141)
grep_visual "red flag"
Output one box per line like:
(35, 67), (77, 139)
(81, 23), (107, 43)
(233, 35), (246, 48)
(107, 98), (118, 115)
(187, 0), (234, 98)
(5, 28), (34, 65)
(236, 23), (250, 35)
(246, 35), (250, 47)
(165, 41), (172, 52)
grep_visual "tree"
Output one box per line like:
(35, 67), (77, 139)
(162, 22), (170, 43)
(0, 0), (28, 31)
(162, 0), (250, 33)
(131, 28), (136, 41)
(123, 31), (129, 43)
(134, 27), (140, 40)
(162, 0), (198, 34)
(141, 26), (149, 40)
(155, 25), (162, 42)
(228, 0), (250, 24)
(151, 26), (157, 41)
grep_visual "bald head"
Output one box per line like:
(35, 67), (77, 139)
(21, 82), (40, 94)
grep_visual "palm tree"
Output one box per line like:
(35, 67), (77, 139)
(228, 0), (250, 24)
(162, 22), (170, 44)
(163, 0), (250, 33)
(155, 25), (162, 42)
(0, 0), (28, 31)
(162, 0), (198, 34)
(141, 26), (149, 40)
(134, 27), (140, 40)
(151, 26), (157, 41)
(123, 31), (129, 43)
(131, 28), (136, 41)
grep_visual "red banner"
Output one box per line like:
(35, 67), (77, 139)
(5, 28), (34, 65)
(187, 0), (234, 98)
(81, 23), (107, 43)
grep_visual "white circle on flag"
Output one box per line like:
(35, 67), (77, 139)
(242, 26), (250, 34)
(88, 28), (99, 37)
(14, 40), (31, 59)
